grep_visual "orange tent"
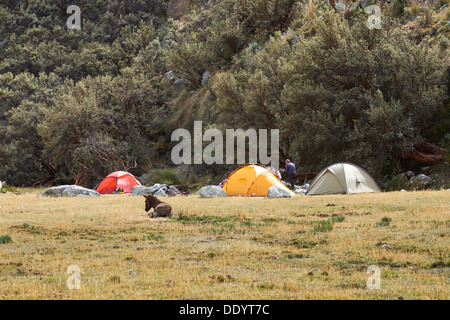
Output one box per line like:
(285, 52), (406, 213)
(221, 164), (295, 197)
(96, 171), (141, 194)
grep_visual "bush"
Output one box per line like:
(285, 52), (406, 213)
(377, 217), (392, 227)
(332, 216), (345, 223)
(385, 174), (406, 191)
(0, 183), (17, 194)
(0, 235), (12, 244)
(142, 169), (180, 186)
(143, 233), (164, 241)
(312, 220), (334, 233)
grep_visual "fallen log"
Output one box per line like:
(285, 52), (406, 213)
(402, 141), (447, 165)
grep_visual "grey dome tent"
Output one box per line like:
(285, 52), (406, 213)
(305, 163), (381, 195)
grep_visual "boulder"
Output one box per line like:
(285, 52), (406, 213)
(294, 187), (307, 194)
(406, 174), (433, 190)
(167, 185), (181, 196)
(266, 186), (293, 198)
(404, 171), (415, 180)
(42, 185), (100, 197)
(400, 171), (415, 181)
(154, 188), (168, 197)
(131, 184), (168, 196)
(196, 186), (227, 198)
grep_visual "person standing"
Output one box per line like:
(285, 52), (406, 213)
(284, 159), (296, 190)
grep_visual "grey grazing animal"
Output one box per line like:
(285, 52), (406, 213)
(144, 194), (173, 218)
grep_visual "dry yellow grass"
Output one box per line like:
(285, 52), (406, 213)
(0, 190), (448, 300)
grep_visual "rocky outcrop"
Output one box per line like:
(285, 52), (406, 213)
(42, 185), (100, 197)
(131, 184), (181, 196)
(131, 184), (165, 196)
(406, 174), (434, 190)
(153, 188), (168, 197)
(167, 185), (181, 196)
(266, 186), (293, 198)
(196, 186), (227, 198)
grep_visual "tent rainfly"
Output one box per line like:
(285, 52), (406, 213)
(305, 163), (381, 195)
(96, 171), (141, 194)
(221, 164), (295, 197)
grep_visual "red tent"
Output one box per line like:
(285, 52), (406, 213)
(96, 171), (141, 194)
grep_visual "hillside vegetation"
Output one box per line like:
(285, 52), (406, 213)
(0, 0), (449, 188)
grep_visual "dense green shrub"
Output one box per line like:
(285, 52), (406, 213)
(0, 235), (12, 244)
(0, 183), (17, 193)
(0, 2), (447, 187)
(142, 169), (180, 186)
(385, 174), (407, 191)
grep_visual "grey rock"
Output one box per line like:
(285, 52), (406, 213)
(401, 171), (415, 180)
(132, 183), (181, 197)
(130, 185), (156, 195)
(266, 186), (292, 198)
(42, 185), (100, 197)
(294, 187), (307, 194)
(131, 184), (168, 196)
(196, 186), (227, 198)
(406, 174), (433, 190)
(154, 188), (168, 197)
(167, 186), (181, 196)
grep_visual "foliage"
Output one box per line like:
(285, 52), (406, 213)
(0, 235), (12, 244)
(142, 169), (180, 186)
(143, 233), (164, 241)
(0, 1), (448, 187)
(312, 219), (334, 232)
(213, 12), (448, 177)
(385, 174), (407, 191)
(377, 217), (392, 227)
(0, 183), (17, 193)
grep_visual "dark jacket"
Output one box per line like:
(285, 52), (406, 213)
(285, 162), (296, 176)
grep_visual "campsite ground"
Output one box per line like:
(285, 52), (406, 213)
(0, 190), (448, 300)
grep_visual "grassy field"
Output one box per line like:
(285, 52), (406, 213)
(0, 190), (448, 300)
